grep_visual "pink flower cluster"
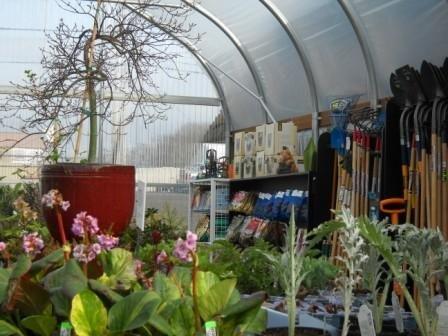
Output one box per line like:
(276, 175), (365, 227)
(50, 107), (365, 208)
(41, 189), (70, 211)
(97, 234), (119, 251)
(173, 231), (197, 262)
(156, 250), (168, 264)
(0, 242), (6, 252)
(70, 211), (119, 263)
(72, 212), (99, 238)
(73, 243), (102, 263)
(22, 232), (44, 256)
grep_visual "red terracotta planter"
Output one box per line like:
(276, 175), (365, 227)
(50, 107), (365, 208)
(41, 164), (135, 242)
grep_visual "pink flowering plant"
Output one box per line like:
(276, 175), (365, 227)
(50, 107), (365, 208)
(41, 189), (70, 256)
(70, 210), (119, 272)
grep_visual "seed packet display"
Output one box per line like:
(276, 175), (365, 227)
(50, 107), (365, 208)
(297, 192), (309, 227)
(226, 215), (246, 243)
(195, 215), (210, 242)
(229, 191), (248, 212)
(282, 189), (305, 222)
(191, 187), (201, 209)
(278, 190), (292, 222)
(253, 193), (272, 218)
(264, 221), (286, 246)
(270, 191), (285, 221)
(239, 217), (263, 245)
(254, 219), (270, 239)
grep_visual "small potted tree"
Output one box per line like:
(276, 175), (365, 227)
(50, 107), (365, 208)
(1, 0), (197, 240)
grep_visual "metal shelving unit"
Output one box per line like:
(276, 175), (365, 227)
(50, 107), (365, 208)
(188, 178), (230, 242)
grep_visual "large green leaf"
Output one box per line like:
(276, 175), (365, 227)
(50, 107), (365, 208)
(29, 249), (64, 275)
(10, 256), (31, 280)
(43, 259), (87, 317)
(70, 290), (107, 336)
(21, 315), (56, 336)
(0, 320), (24, 336)
(99, 249), (136, 290)
(303, 137), (316, 172)
(44, 259), (87, 298)
(88, 279), (122, 303)
(108, 291), (161, 333)
(148, 314), (173, 336)
(14, 279), (51, 316)
(237, 306), (267, 334)
(197, 278), (237, 322)
(153, 272), (181, 302)
(196, 271), (220, 298)
(167, 298), (195, 336)
(221, 291), (267, 318)
(169, 267), (192, 296)
(0, 269), (11, 304)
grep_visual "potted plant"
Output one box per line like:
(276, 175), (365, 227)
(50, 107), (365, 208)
(1, 0), (197, 240)
(0, 192), (267, 336)
(357, 217), (448, 336)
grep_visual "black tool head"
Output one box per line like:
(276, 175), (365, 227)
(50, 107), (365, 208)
(421, 60), (445, 100)
(396, 65), (426, 105)
(390, 72), (406, 107)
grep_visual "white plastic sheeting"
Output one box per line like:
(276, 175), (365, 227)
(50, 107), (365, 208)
(154, 0), (448, 130)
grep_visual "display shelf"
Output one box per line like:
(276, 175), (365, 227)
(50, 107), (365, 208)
(188, 178), (230, 242)
(229, 171), (310, 194)
(192, 209), (229, 214)
(230, 172), (308, 183)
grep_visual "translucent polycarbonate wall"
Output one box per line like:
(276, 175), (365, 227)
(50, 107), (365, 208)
(174, 0), (448, 130)
(2, 0), (448, 136)
(272, 0), (369, 109)
(198, 0), (313, 121)
(350, 0), (448, 98)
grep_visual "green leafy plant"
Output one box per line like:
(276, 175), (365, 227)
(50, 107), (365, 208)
(301, 256), (338, 293)
(358, 217), (448, 336)
(256, 208), (309, 336)
(334, 209), (368, 336)
(360, 219), (391, 334)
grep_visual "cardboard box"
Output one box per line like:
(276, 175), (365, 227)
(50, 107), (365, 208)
(243, 156), (255, 178)
(256, 151), (265, 177)
(264, 155), (279, 176)
(234, 156), (243, 179)
(234, 132), (244, 156)
(265, 123), (277, 155)
(244, 132), (256, 157)
(276, 122), (297, 154)
(256, 124), (266, 152)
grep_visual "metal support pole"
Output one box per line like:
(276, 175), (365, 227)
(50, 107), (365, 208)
(338, 0), (379, 109)
(259, 0), (319, 141)
(181, 0), (273, 122)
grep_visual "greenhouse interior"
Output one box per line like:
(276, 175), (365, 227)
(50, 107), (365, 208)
(0, 0), (448, 335)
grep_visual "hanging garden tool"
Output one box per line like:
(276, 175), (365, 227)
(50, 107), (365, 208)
(421, 60), (448, 233)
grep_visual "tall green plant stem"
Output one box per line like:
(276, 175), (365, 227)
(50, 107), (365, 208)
(55, 208), (69, 261)
(341, 270), (354, 336)
(85, 0), (102, 163)
(288, 220), (296, 336)
(87, 86), (97, 163)
(191, 252), (201, 333)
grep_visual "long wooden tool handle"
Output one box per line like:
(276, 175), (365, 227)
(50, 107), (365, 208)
(407, 138), (416, 224)
(431, 133), (438, 229)
(442, 142), (448, 239)
(420, 151), (427, 228)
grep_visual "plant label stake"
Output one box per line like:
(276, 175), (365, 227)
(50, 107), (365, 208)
(135, 180), (146, 231)
(60, 322), (73, 336)
(437, 301), (448, 336)
(358, 305), (376, 336)
(392, 292), (404, 333)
